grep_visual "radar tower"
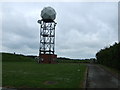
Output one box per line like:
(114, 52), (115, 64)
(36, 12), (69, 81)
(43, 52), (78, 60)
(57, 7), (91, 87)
(37, 7), (57, 63)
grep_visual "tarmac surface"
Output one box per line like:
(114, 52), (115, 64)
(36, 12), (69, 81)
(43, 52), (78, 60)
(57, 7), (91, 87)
(86, 64), (119, 88)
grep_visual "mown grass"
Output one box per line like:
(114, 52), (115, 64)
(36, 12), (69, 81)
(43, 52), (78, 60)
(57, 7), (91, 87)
(3, 62), (86, 88)
(2, 53), (87, 88)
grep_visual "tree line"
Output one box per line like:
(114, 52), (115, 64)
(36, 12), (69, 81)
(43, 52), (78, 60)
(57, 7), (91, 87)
(96, 42), (120, 70)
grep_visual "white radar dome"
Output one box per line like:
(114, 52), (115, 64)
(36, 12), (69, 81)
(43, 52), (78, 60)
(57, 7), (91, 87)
(41, 6), (56, 21)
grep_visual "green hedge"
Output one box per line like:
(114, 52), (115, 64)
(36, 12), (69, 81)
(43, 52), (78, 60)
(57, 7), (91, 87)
(56, 59), (90, 63)
(96, 42), (120, 70)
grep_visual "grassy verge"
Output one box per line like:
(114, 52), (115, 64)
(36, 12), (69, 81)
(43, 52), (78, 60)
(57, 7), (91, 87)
(98, 64), (120, 79)
(3, 62), (87, 88)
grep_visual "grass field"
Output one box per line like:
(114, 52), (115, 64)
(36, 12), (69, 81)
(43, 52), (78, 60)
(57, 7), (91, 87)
(2, 53), (87, 88)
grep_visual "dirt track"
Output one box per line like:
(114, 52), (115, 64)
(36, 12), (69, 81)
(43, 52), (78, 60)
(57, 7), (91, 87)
(86, 64), (119, 88)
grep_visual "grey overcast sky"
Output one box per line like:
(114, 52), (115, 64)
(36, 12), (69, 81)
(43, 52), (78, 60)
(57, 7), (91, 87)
(1, 2), (118, 59)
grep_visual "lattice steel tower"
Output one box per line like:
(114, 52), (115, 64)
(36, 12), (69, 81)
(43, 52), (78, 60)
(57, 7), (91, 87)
(38, 20), (56, 54)
(37, 6), (57, 63)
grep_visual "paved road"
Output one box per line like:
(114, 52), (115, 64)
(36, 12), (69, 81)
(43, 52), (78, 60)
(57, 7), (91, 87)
(86, 64), (119, 88)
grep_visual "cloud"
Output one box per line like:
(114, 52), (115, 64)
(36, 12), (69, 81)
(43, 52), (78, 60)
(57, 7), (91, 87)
(1, 2), (118, 58)
(2, 3), (40, 55)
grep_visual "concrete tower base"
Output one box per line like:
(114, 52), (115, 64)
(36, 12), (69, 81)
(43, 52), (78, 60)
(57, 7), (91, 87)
(39, 54), (57, 64)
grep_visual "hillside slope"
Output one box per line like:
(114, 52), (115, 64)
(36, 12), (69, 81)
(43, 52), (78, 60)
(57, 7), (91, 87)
(2, 53), (34, 62)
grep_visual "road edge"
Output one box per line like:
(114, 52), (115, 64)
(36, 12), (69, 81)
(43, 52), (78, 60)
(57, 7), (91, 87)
(97, 64), (120, 89)
(84, 64), (89, 90)
(98, 64), (120, 80)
